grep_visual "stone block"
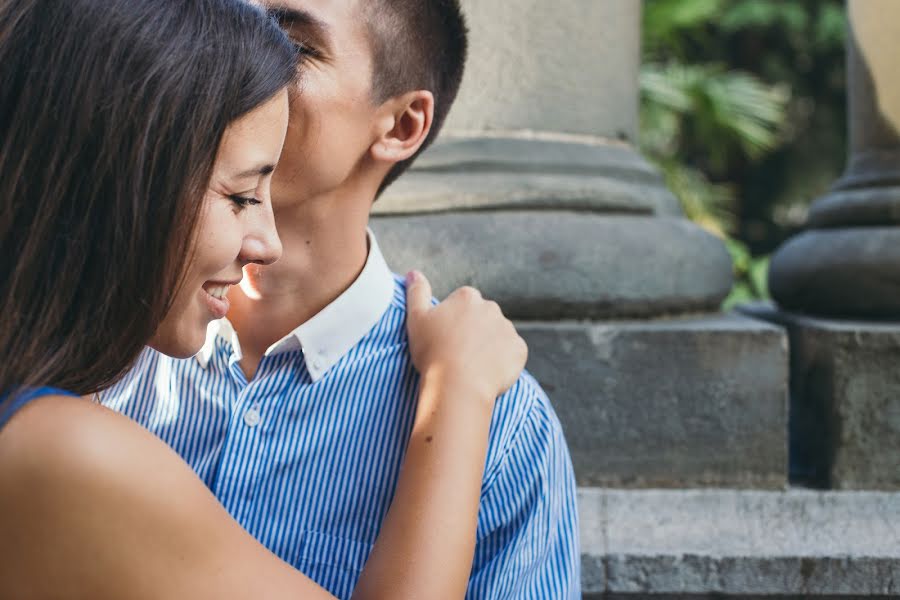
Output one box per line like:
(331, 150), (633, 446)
(578, 488), (900, 597)
(740, 303), (900, 490)
(517, 314), (788, 488)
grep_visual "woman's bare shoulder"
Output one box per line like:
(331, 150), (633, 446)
(0, 393), (172, 484)
(0, 393), (138, 474)
(0, 393), (330, 600)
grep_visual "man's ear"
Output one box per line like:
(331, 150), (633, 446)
(370, 90), (434, 164)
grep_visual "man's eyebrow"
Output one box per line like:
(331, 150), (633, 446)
(235, 164), (276, 179)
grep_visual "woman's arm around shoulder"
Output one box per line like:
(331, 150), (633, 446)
(0, 273), (527, 600)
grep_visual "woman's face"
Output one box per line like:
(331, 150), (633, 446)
(149, 90), (290, 358)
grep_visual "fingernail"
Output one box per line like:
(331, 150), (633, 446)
(406, 270), (418, 285)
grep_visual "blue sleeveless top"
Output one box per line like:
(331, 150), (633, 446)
(0, 386), (77, 430)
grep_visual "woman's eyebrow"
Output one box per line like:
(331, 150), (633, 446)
(234, 164), (276, 179)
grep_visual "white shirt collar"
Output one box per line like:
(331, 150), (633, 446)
(195, 229), (395, 382)
(195, 317), (242, 370)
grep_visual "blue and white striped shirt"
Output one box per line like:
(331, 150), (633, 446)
(101, 233), (580, 599)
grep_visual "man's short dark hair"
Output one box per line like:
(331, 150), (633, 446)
(362, 0), (468, 197)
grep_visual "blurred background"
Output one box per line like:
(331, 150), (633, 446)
(641, 0), (847, 308)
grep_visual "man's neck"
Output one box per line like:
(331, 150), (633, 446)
(227, 187), (373, 380)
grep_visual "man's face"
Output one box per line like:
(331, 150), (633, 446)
(263, 0), (380, 208)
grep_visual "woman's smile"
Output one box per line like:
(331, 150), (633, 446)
(201, 280), (240, 319)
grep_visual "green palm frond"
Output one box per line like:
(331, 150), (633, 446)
(640, 63), (789, 164)
(702, 71), (790, 157)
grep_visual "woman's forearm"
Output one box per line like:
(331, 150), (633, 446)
(352, 371), (495, 599)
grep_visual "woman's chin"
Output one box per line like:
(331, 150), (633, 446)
(147, 326), (207, 359)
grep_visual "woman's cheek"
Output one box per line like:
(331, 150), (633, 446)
(202, 204), (243, 270)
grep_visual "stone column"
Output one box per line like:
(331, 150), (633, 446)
(372, 0), (788, 489)
(755, 0), (900, 490)
(769, 0), (900, 317)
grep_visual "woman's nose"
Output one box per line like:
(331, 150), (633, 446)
(239, 216), (282, 266)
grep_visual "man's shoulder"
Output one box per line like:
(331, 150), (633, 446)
(481, 369), (564, 483)
(491, 370), (555, 439)
(384, 272), (559, 448)
(499, 370), (549, 411)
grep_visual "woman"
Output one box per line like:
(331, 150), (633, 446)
(0, 1), (526, 598)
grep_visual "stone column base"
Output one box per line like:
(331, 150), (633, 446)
(371, 212), (733, 320)
(518, 314), (788, 488)
(739, 303), (900, 490)
(371, 135), (734, 320)
(768, 226), (900, 317)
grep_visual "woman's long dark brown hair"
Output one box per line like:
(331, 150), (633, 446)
(0, 0), (297, 397)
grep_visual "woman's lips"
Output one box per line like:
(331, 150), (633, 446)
(201, 281), (237, 319)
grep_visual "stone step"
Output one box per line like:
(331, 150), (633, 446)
(578, 488), (900, 597)
(519, 314), (788, 488)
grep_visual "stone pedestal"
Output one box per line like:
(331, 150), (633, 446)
(372, 0), (788, 488)
(516, 315), (787, 488)
(740, 304), (900, 491)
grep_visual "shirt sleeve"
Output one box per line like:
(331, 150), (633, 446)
(465, 374), (581, 599)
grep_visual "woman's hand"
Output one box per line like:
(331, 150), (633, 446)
(405, 270), (528, 404)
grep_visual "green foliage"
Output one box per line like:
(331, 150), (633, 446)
(640, 0), (847, 305)
(719, 1), (808, 32)
(641, 63), (789, 170)
(813, 4), (847, 48)
(655, 159), (735, 236)
(722, 237), (770, 309)
(643, 0), (726, 54)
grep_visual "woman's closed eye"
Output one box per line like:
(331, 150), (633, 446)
(228, 194), (261, 211)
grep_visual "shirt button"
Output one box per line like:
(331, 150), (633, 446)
(311, 359), (322, 371)
(243, 408), (261, 428)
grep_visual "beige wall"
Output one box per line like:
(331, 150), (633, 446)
(847, 0), (900, 155)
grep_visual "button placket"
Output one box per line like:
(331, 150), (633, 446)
(225, 389), (264, 514)
(211, 388), (260, 504)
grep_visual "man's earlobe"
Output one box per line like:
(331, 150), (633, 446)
(371, 90), (435, 164)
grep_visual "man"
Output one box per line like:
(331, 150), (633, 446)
(102, 1), (580, 597)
